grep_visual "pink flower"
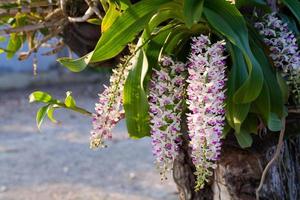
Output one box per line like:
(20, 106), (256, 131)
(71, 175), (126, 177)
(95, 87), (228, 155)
(149, 57), (186, 179)
(90, 60), (132, 149)
(255, 13), (300, 103)
(187, 35), (227, 190)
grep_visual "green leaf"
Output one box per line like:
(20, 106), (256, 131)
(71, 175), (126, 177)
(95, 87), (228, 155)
(183, 0), (204, 28)
(143, 28), (172, 90)
(282, 0), (300, 23)
(113, 0), (132, 10)
(277, 72), (289, 103)
(142, 25), (176, 91)
(235, 130), (253, 148)
(0, 36), (6, 42)
(142, 4), (182, 40)
(242, 114), (258, 134)
(29, 91), (53, 103)
(267, 113), (282, 132)
(123, 46), (150, 138)
(58, 52), (93, 72)
(64, 91), (76, 108)
(47, 105), (58, 123)
(15, 13), (27, 27)
(92, 0), (171, 62)
(58, 0), (172, 72)
(204, 0), (264, 103)
(163, 25), (191, 55)
(87, 18), (101, 25)
(144, 29), (171, 69)
(235, 0), (267, 8)
(101, 2), (121, 33)
(249, 36), (284, 117)
(225, 44), (250, 133)
(252, 82), (271, 124)
(6, 33), (22, 58)
(36, 105), (50, 129)
(222, 122), (232, 138)
(278, 13), (300, 36)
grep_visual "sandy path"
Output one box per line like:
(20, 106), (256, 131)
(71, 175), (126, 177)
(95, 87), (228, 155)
(0, 82), (177, 200)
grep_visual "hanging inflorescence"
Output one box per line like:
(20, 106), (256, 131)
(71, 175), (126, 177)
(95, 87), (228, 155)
(186, 35), (227, 190)
(92, 35), (228, 188)
(149, 57), (186, 179)
(255, 13), (300, 104)
(90, 55), (133, 149)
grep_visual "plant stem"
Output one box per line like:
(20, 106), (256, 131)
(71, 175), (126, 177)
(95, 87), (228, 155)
(256, 118), (286, 200)
(54, 102), (93, 117)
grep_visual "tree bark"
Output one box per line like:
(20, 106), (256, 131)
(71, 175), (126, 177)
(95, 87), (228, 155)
(173, 114), (300, 200)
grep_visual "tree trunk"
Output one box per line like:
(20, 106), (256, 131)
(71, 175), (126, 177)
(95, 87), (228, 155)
(173, 114), (300, 200)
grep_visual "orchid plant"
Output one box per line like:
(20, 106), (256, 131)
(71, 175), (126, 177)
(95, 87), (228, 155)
(2, 0), (300, 194)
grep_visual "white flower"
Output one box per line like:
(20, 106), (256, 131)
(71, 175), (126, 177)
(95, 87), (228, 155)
(187, 35), (227, 190)
(149, 57), (186, 179)
(255, 13), (300, 103)
(90, 58), (132, 148)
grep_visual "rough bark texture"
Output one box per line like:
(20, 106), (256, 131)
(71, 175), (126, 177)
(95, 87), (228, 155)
(173, 114), (300, 200)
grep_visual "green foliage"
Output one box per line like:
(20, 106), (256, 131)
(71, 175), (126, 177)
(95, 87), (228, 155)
(281, 0), (300, 23)
(123, 46), (151, 138)
(235, 0), (267, 8)
(58, 0), (173, 72)
(225, 44), (250, 134)
(101, 1), (121, 32)
(47, 105), (58, 123)
(87, 18), (102, 25)
(4, 0), (294, 148)
(0, 1), (66, 59)
(234, 130), (253, 148)
(64, 91), (76, 108)
(29, 91), (53, 103)
(267, 113), (282, 132)
(204, 0), (264, 104)
(29, 91), (92, 129)
(183, 0), (204, 28)
(6, 33), (22, 59)
(36, 105), (50, 129)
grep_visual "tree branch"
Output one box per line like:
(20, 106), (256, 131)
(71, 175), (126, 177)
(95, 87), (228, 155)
(18, 24), (65, 60)
(0, 19), (66, 35)
(67, 0), (103, 22)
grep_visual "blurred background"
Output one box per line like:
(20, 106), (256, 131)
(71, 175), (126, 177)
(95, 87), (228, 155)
(0, 46), (177, 200)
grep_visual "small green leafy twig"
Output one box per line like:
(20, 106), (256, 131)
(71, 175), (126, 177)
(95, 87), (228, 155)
(29, 91), (92, 129)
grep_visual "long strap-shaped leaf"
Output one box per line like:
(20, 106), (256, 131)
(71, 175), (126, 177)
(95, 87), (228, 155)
(204, 0), (264, 104)
(183, 0), (204, 28)
(58, 0), (172, 72)
(226, 44), (250, 133)
(124, 22), (177, 139)
(282, 0), (300, 23)
(123, 41), (150, 139)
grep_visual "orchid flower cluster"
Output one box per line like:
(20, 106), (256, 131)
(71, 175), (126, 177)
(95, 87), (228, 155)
(255, 13), (300, 104)
(90, 56), (133, 149)
(149, 57), (186, 179)
(186, 35), (227, 190)
(148, 35), (227, 190)
(91, 35), (227, 190)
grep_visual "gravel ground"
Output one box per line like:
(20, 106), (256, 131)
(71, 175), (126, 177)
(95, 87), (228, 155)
(0, 82), (177, 200)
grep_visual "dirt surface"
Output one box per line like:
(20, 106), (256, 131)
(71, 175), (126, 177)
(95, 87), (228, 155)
(0, 82), (177, 200)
